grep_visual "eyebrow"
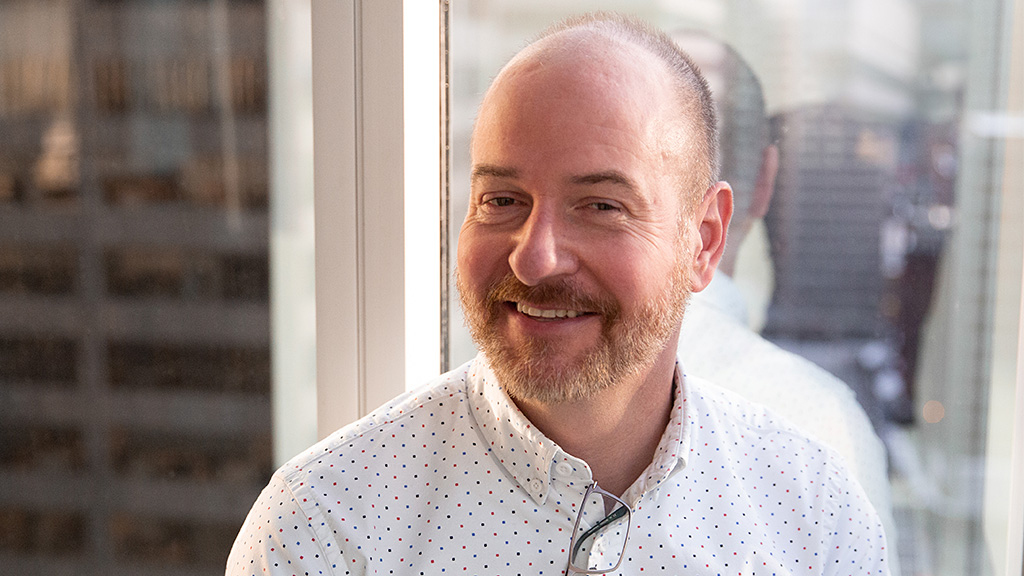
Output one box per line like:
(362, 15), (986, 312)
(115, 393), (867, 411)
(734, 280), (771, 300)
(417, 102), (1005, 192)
(471, 164), (519, 182)
(570, 170), (639, 192)
(471, 166), (640, 194)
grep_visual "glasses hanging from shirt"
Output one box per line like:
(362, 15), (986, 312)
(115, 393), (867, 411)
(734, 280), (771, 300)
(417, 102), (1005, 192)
(565, 482), (632, 575)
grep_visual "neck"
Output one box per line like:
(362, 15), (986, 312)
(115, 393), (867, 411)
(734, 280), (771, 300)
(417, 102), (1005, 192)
(511, 344), (678, 497)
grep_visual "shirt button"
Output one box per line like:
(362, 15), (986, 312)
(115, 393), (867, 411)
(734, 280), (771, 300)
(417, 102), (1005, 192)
(529, 479), (544, 493)
(554, 462), (573, 477)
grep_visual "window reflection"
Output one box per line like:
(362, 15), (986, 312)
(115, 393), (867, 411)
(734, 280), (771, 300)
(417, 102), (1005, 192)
(448, 1), (1020, 575)
(0, 1), (271, 573)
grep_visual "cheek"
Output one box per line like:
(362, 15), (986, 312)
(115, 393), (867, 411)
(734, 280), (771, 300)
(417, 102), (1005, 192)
(585, 245), (654, 299)
(601, 241), (685, 303)
(456, 227), (508, 289)
(673, 218), (700, 265)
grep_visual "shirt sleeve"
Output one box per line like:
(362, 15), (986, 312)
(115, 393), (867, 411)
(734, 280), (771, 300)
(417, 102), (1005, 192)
(226, 473), (350, 576)
(824, 471), (892, 576)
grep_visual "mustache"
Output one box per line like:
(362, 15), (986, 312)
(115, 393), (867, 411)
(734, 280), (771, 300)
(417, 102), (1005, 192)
(486, 274), (617, 317)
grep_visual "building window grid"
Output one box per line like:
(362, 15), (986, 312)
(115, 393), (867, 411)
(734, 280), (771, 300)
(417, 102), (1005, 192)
(0, 1), (271, 573)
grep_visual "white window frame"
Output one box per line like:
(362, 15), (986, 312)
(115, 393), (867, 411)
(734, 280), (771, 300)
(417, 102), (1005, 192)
(310, 0), (442, 436)
(995, 1), (1024, 571)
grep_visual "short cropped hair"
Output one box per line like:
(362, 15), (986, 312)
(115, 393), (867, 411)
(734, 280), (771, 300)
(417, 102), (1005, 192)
(671, 30), (768, 226)
(534, 12), (720, 197)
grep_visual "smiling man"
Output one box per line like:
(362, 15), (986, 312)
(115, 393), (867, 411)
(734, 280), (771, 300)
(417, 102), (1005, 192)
(454, 21), (727, 499)
(227, 13), (890, 575)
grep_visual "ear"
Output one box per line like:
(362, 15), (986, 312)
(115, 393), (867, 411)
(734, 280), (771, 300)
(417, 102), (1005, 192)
(689, 181), (733, 292)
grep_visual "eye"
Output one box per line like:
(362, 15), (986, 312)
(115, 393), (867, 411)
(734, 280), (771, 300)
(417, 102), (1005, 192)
(588, 201), (619, 211)
(485, 196), (517, 207)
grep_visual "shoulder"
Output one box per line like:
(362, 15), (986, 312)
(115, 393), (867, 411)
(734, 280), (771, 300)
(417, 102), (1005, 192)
(684, 375), (884, 538)
(684, 374), (852, 485)
(685, 373), (810, 438)
(227, 362), (481, 575)
(276, 361), (476, 484)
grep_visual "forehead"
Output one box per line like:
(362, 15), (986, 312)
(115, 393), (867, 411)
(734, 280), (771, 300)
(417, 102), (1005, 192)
(471, 38), (688, 170)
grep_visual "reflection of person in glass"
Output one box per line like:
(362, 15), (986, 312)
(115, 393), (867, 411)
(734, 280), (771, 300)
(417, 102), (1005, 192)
(227, 13), (890, 575)
(671, 31), (900, 574)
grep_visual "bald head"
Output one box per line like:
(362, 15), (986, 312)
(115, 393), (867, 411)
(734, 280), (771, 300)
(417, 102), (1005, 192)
(474, 13), (720, 209)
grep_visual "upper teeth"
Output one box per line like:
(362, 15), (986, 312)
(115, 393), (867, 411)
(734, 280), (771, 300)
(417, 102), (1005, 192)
(517, 303), (580, 319)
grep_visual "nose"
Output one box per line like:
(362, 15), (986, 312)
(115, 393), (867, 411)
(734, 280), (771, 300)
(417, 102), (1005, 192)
(508, 210), (578, 286)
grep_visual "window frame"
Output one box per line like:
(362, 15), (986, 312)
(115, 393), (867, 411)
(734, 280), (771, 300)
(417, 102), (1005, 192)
(309, 0), (442, 436)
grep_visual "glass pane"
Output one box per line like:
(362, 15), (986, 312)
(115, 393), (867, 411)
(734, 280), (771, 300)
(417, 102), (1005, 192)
(0, 1), (271, 573)
(447, 1), (1022, 575)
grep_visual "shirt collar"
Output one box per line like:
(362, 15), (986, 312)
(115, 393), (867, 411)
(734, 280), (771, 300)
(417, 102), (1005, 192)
(623, 362), (691, 505)
(466, 357), (561, 504)
(466, 354), (692, 507)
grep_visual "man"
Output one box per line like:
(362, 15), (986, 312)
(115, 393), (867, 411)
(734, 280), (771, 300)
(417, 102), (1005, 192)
(672, 32), (900, 574)
(227, 13), (889, 575)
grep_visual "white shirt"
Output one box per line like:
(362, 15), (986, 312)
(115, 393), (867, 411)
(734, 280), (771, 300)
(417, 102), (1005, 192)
(678, 274), (899, 574)
(227, 356), (889, 575)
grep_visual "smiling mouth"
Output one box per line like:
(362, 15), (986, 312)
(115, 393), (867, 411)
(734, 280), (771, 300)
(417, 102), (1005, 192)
(514, 302), (588, 319)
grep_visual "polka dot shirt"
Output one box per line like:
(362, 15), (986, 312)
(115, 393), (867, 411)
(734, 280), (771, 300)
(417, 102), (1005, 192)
(679, 274), (899, 573)
(226, 356), (890, 575)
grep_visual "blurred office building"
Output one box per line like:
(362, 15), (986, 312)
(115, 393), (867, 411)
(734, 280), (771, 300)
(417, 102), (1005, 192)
(0, 2), (271, 574)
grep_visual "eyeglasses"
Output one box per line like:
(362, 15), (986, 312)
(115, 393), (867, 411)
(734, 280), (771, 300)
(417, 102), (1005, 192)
(565, 482), (632, 575)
